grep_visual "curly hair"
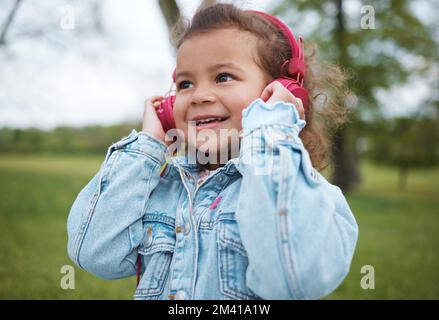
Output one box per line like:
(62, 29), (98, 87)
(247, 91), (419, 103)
(171, 3), (352, 171)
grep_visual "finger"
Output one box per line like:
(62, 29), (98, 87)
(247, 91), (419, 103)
(260, 83), (274, 102)
(145, 96), (164, 106)
(151, 95), (164, 103)
(295, 97), (305, 120)
(144, 99), (159, 117)
(145, 96), (164, 109)
(260, 81), (282, 102)
(150, 95), (164, 101)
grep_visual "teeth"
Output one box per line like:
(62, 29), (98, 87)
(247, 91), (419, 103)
(195, 117), (224, 125)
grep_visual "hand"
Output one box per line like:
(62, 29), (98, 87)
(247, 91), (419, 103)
(142, 96), (167, 144)
(260, 81), (305, 120)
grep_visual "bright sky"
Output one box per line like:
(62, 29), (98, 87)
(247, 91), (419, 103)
(0, 0), (432, 130)
(0, 0), (275, 130)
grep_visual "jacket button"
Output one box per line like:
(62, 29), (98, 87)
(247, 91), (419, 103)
(176, 221), (191, 235)
(143, 226), (153, 247)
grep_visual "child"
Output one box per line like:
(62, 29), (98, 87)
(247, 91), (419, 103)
(67, 3), (358, 300)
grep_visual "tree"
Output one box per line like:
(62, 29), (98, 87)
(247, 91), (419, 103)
(158, 0), (216, 47)
(366, 112), (439, 191)
(0, 0), (105, 47)
(272, 0), (438, 191)
(0, 0), (22, 45)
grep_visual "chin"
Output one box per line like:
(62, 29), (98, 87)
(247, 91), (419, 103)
(196, 143), (220, 156)
(208, 146), (240, 164)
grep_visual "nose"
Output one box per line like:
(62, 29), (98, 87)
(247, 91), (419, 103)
(190, 83), (215, 106)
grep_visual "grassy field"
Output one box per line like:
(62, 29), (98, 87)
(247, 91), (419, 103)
(0, 153), (438, 299)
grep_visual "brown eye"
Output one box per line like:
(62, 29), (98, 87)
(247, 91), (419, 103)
(216, 73), (234, 83)
(178, 81), (192, 90)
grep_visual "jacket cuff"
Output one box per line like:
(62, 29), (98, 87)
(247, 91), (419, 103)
(108, 129), (167, 165)
(241, 98), (306, 134)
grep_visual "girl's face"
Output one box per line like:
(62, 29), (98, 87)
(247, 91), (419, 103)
(173, 28), (270, 169)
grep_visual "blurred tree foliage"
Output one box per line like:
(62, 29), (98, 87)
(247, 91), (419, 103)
(272, 0), (438, 191)
(1, 0), (437, 193)
(0, 122), (141, 155)
(364, 105), (439, 190)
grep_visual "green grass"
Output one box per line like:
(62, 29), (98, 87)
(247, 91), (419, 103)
(326, 163), (439, 299)
(0, 154), (134, 299)
(0, 154), (438, 299)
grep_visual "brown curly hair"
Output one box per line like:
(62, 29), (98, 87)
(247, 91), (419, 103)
(171, 3), (352, 171)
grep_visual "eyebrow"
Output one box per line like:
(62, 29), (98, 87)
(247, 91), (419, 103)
(175, 62), (244, 79)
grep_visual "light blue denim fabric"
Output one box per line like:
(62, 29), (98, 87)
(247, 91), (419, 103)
(67, 98), (358, 300)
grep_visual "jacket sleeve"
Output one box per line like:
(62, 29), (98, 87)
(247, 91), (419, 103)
(67, 129), (167, 280)
(235, 98), (359, 299)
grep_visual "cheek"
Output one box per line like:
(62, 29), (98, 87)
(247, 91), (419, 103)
(171, 104), (188, 142)
(226, 100), (248, 129)
(173, 100), (185, 125)
(230, 114), (243, 132)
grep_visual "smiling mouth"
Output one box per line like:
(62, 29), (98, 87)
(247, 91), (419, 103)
(189, 117), (229, 129)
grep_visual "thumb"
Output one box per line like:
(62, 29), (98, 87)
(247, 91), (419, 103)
(260, 81), (275, 102)
(260, 81), (283, 102)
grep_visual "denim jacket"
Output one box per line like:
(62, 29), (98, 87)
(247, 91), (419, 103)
(67, 98), (358, 300)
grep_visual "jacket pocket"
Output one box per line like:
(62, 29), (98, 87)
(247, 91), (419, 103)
(217, 212), (260, 300)
(134, 213), (175, 300)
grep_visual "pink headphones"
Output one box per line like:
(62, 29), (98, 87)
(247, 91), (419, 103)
(154, 10), (309, 133)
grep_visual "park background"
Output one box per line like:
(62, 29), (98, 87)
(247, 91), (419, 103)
(0, 0), (438, 299)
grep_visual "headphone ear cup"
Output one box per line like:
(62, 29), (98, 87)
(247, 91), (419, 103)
(273, 77), (309, 109)
(155, 95), (176, 133)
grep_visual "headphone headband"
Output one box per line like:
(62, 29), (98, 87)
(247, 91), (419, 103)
(172, 10), (306, 85)
(157, 9), (309, 135)
(245, 10), (306, 82)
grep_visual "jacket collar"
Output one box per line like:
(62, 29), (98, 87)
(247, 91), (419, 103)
(164, 154), (240, 179)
